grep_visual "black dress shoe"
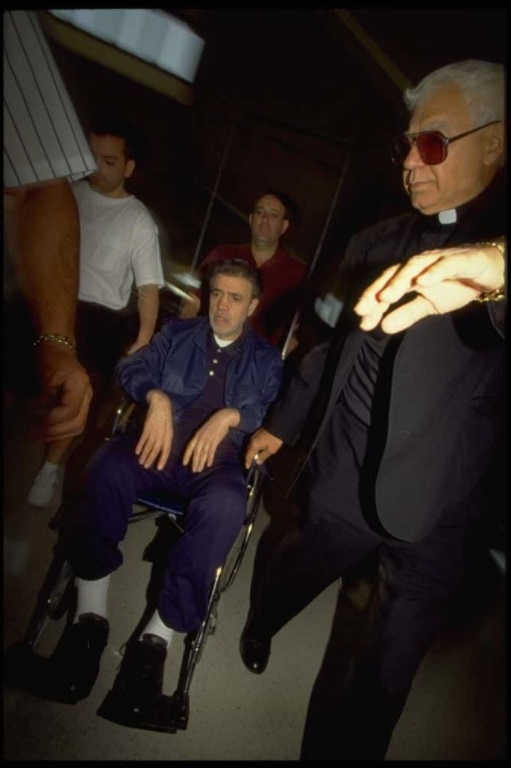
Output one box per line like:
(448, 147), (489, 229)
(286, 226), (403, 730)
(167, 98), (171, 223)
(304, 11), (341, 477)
(4, 613), (108, 704)
(115, 633), (167, 700)
(45, 612), (109, 703)
(97, 633), (175, 732)
(239, 616), (271, 674)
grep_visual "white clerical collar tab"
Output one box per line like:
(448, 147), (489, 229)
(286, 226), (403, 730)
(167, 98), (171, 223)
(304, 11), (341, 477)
(438, 209), (457, 224)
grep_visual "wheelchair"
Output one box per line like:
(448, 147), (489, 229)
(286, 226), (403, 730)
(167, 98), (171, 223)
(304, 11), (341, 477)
(7, 395), (266, 733)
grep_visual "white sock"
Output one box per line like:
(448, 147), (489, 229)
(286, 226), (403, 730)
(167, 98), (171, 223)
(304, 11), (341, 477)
(139, 610), (175, 647)
(75, 574), (111, 622)
(40, 460), (60, 474)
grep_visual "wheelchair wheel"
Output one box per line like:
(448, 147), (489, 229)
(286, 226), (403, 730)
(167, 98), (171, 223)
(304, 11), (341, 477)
(47, 561), (74, 619)
(175, 565), (222, 703)
(219, 469), (265, 592)
(22, 555), (74, 650)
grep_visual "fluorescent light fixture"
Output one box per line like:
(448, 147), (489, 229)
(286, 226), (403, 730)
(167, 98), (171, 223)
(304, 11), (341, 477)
(49, 9), (205, 83)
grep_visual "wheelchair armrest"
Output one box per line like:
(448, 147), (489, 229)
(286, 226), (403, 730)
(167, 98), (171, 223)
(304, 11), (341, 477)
(110, 395), (138, 438)
(246, 461), (272, 485)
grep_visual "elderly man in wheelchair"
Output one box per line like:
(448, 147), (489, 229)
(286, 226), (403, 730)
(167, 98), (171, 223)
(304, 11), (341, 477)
(8, 257), (282, 730)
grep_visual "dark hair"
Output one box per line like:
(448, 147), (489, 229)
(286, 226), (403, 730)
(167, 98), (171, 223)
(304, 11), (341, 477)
(88, 116), (149, 164)
(254, 187), (302, 225)
(208, 258), (263, 299)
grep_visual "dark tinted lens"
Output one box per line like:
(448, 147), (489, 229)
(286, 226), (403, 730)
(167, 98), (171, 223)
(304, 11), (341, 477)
(415, 132), (446, 165)
(392, 132), (448, 166)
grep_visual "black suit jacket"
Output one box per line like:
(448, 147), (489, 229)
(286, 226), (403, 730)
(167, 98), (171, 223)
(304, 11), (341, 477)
(265, 181), (506, 542)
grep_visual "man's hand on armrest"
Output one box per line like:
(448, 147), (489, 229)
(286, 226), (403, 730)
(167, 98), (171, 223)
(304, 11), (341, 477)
(245, 428), (283, 469)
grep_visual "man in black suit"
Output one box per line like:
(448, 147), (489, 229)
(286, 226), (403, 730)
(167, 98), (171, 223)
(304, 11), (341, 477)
(239, 59), (506, 760)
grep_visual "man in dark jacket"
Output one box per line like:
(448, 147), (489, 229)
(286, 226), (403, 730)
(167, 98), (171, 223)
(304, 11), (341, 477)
(15, 258), (282, 716)
(240, 60), (506, 760)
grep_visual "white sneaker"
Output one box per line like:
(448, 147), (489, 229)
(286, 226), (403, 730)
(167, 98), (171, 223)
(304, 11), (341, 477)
(27, 464), (62, 508)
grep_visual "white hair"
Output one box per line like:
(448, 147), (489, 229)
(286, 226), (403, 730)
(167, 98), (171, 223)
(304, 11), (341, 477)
(404, 60), (505, 125)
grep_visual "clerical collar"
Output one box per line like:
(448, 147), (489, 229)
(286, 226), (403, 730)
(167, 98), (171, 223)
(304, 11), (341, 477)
(437, 209), (457, 225)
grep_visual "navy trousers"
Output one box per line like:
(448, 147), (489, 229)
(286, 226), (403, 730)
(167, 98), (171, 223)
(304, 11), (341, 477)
(68, 431), (247, 632)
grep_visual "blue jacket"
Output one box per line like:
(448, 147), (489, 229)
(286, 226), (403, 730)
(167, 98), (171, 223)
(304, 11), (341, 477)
(116, 317), (283, 450)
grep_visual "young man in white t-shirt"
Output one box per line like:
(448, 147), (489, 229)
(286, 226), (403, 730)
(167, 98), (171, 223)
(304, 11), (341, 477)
(28, 118), (164, 509)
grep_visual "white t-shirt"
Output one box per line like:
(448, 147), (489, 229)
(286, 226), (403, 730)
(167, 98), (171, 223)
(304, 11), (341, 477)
(74, 180), (164, 310)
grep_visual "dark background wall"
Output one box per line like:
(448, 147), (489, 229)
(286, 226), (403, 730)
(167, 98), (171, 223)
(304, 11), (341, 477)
(47, 8), (507, 293)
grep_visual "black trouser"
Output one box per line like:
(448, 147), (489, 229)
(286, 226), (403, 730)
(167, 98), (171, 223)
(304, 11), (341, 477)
(3, 295), (134, 401)
(75, 299), (135, 398)
(248, 496), (474, 761)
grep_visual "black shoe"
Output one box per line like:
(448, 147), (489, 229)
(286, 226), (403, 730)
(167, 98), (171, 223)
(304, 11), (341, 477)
(239, 614), (271, 674)
(97, 633), (173, 732)
(4, 614), (108, 704)
(45, 613), (109, 703)
(117, 633), (167, 700)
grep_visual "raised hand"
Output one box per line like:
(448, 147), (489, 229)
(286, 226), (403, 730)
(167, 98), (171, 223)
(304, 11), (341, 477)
(354, 242), (505, 334)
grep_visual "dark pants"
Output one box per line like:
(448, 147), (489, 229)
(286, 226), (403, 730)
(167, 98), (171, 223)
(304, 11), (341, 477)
(74, 300), (136, 406)
(249, 493), (474, 761)
(68, 431), (247, 632)
(3, 295), (134, 395)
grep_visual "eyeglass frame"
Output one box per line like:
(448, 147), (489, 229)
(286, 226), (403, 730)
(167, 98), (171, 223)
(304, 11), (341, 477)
(391, 120), (501, 166)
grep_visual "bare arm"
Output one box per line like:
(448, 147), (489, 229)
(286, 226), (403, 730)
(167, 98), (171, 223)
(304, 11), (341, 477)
(126, 284), (160, 353)
(5, 180), (92, 440)
(7, 180), (79, 336)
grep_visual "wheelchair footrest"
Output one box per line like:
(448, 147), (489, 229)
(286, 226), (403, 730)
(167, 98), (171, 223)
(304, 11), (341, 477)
(167, 690), (189, 731)
(97, 687), (189, 733)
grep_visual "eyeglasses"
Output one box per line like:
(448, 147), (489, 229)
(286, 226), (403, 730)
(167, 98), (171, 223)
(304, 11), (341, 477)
(391, 120), (501, 166)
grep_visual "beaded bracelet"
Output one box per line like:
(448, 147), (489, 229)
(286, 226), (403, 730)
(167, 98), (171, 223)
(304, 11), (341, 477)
(474, 240), (506, 303)
(33, 333), (77, 351)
